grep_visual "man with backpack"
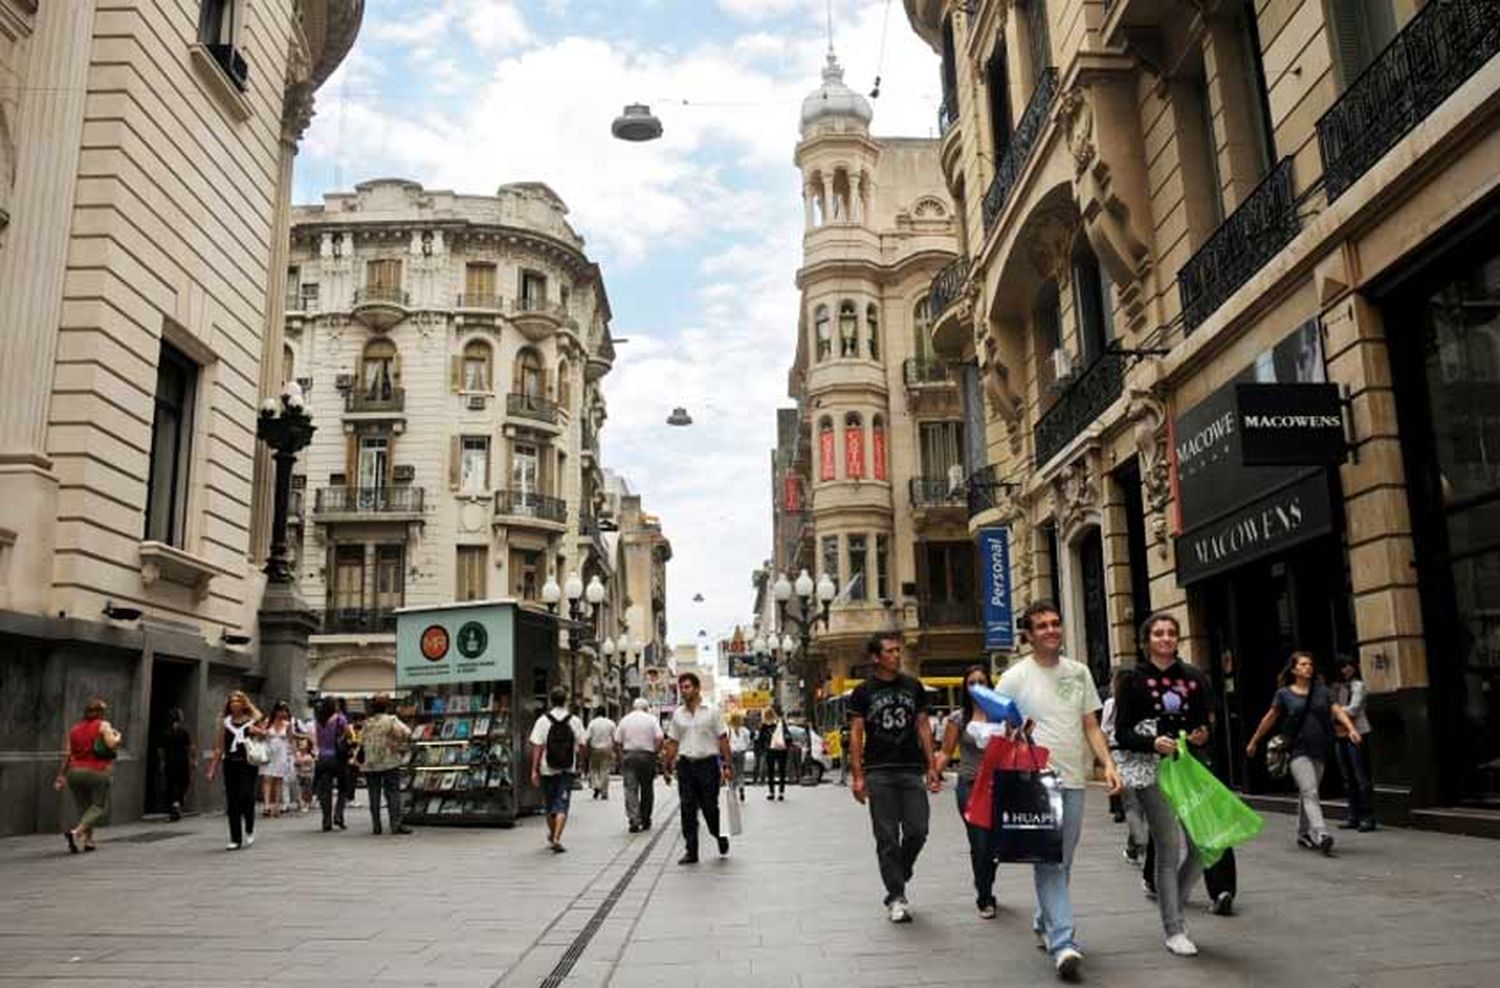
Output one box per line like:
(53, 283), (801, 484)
(529, 687), (588, 853)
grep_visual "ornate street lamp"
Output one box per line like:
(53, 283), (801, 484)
(256, 382), (315, 584)
(773, 568), (834, 756)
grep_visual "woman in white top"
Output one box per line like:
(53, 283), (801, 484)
(258, 701), (295, 817)
(727, 713), (752, 802)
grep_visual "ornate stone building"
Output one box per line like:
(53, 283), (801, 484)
(285, 178), (660, 710)
(0, 0), (363, 835)
(770, 51), (984, 700)
(903, 0), (1500, 827)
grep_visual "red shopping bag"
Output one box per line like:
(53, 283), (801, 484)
(962, 733), (1051, 830)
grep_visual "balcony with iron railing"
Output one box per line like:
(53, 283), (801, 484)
(903, 357), (955, 387)
(507, 391), (560, 426)
(456, 292), (503, 310)
(966, 464), (999, 517)
(353, 285), (409, 306)
(494, 489), (568, 526)
(928, 254), (970, 321)
(919, 598), (977, 628)
(1177, 157), (1300, 333)
(321, 607), (398, 634)
(1034, 353), (1126, 466)
(344, 386), (405, 415)
(910, 476), (965, 509)
(982, 68), (1058, 231)
(351, 285), (410, 331)
(1318, 0), (1500, 203)
(313, 485), (425, 517)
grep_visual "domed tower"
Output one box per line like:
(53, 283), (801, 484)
(798, 50), (875, 230)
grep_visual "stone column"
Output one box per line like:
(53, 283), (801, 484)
(0, 0), (98, 615)
(822, 174), (835, 224)
(259, 583), (320, 715)
(803, 185), (814, 230)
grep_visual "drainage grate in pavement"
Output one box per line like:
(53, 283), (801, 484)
(115, 831), (192, 844)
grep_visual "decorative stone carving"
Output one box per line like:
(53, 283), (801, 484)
(281, 79), (317, 147)
(980, 332), (1024, 452)
(1025, 204), (1078, 288)
(1125, 374), (1172, 557)
(1049, 443), (1103, 538)
(1057, 86), (1096, 175)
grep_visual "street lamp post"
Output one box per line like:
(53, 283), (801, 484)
(542, 572), (610, 712)
(256, 383), (315, 584)
(773, 569), (835, 769)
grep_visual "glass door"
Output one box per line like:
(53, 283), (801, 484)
(358, 436), (388, 510)
(512, 443), (539, 516)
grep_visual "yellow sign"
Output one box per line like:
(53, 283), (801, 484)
(739, 689), (771, 709)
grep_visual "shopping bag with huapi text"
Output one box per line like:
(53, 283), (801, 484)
(963, 733), (1050, 831)
(723, 785), (744, 836)
(1157, 732), (1264, 868)
(990, 762), (1065, 864)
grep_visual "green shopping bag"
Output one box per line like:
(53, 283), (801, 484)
(1157, 732), (1264, 868)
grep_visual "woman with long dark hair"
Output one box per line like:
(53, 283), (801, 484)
(1246, 651), (1362, 854)
(936, 664), (999, 918)
(1333, 655), (1376, 831)
(206, 690), (265, 850)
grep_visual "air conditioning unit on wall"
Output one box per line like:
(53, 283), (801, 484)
(392, 464), (416, 483)
(1051, 347), (1073, 382)
(466, 394), (487, 410)
(335, 373), (355, 391)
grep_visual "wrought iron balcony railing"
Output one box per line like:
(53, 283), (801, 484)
(928, 254), (970, 320)
(903, 357), (955, 386)
(982, 67), (1058, 231)
(314, 486), (425, 515)
(1034, 353), (1126, 466)
(1177, 157), (1299, 333)
(456, 293), (502, 310)
(939, 87), (959, 136)
(507, 391), (560, 425)
(1318, 0), (1500, 202)
(910, 477), (965, 508)
(494, 489), (567, 524)
(919, 599), (977, 628)
(353, 286), (409, 306)
(344, 387), (405, 414)
(322, 607), (398, 634)
(966, 464), (999, 517)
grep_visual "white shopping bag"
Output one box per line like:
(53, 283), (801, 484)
(724, 785), (744, 836)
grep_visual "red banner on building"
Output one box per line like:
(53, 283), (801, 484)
(873, 425), (887, 481)
(845, 426), (865, 478)
(784, 473), (800, 511)
(820, 429), (836, 481)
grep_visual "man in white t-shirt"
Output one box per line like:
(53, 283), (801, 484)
(662, 671), (732, 864)
(528, 687), (588, 853)
(584, 708), (617, 800)
(614, 698), (664, 832)
(997, 601), (1121, 981)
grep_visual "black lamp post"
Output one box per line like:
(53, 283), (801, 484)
(542, 572), (607, 710)
(256, 383), (315, 584)
(772, 568), (835, 761)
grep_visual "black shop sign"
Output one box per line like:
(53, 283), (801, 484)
(1174, 470), (1335, 585)
(1235, 383), (1346, 466)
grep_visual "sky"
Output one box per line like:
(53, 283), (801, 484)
(294, 0), (940, 660)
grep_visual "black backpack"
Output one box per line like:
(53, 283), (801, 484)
(544, 713), (575, 771)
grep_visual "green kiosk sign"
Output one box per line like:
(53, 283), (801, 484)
(396, 602), (515, 687)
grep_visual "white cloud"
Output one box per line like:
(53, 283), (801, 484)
(464, 0), (532, 52)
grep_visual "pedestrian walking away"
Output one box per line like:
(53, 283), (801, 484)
(661, 671), (732, 864)
(258, 701), (295, 817)
(1102, 668), (1148, 866)
(360, 693), (413, 835)
(161, 706), (193, 823)
(528, 687), (588, 853)
(751, 713), (769, 787)
(849, 632), (941, 923)
(936, 664), (1002, 919)
(1332, 654), (1377, 832)
(615, 697), (664, 832)
(585, 707), (617, 800)
(759, 707), (790, 801)
(312, 697), (353, 832)
(999, 601), (1123, 981)
(1246, 651), (1362, 854)
(1114, 612), (1225, 957)
(55, 697), (122, 853)
(727, 713), (752, 801)
(206, 691), (267, 851)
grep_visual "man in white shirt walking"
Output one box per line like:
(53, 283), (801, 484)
(661, 672), (732, 864)
(997, 601), (1122, 981)
(528, 687), (587, 853)
(585, 707), (617, 800)
(614, 698), (664, 832)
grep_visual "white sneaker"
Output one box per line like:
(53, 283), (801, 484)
(244, 833), (255, 848)
(887, 898), (912, 923)
(225, 842), (240, 851)
(1034, 928), (1047, 951)
(1055, 947), (1083, 979)
(1164, 933), (1199, 957)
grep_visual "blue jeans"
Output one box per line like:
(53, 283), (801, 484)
(954, 778), (998, 908)
(542, 773), (574, 816)
(1032, 787), (1085, 956)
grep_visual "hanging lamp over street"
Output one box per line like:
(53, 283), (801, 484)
(666, 407), (693, 426)
(612, 103), (663, 142)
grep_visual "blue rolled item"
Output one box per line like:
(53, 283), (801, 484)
(968, 684), (1023, 728)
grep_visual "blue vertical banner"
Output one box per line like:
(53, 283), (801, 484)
(978, 526), (1015, 650)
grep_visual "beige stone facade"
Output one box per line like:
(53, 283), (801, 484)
(770, 52), (984, 710)
(286, 178), (660, 710)
(0, 0), (362, 835)
(902, 0), (1500, 819)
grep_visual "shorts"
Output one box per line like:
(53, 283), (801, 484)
(542, 773), (574, 816)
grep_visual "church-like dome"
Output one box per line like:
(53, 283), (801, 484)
(800, 51), (872, 134)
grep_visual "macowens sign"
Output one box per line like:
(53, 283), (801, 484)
(1235, 383), (1345, 466)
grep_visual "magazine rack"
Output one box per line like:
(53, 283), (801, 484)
(401, 684), (516, 826)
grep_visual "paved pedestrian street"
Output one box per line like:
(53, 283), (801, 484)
(3, 781), (1498, 988)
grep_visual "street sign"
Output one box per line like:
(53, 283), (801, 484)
(740, 689), (771, 709)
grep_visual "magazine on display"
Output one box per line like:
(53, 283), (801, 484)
(400, 681), (517, 826)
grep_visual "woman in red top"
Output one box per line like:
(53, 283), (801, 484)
(53, 697), (122, 853)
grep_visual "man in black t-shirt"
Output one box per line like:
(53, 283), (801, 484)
(849, 633), (940, 923)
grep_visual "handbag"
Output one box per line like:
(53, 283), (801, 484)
(243, 736), (271, 766)
(1266, 687), (1315, 778)
(92, 735), (119, 760)
(723, 784), (744, 836)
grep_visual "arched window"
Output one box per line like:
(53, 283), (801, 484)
(839, 301), (859, 357)
(282, 344), (295, 384)
(913, 297), (932, 365)
(515, 347), (544, 398)
(872, 415), (888, 481)
(844, 411), (865, 478)
(1071, 239), (1113, 367)
(462, 339), (492, 392)
(810, 173), (826, 227)
(866, 303), (880, 360)
(557, 358), (572, 408)
(361, 338), (397, 400)
(814, 305), (831, 360)
(832, 168), (852, 222)
(1034, 282), (1064, 391)
(818, 417), (836, 481)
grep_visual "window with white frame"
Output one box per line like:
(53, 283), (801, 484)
(460, 436), (490, 494)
